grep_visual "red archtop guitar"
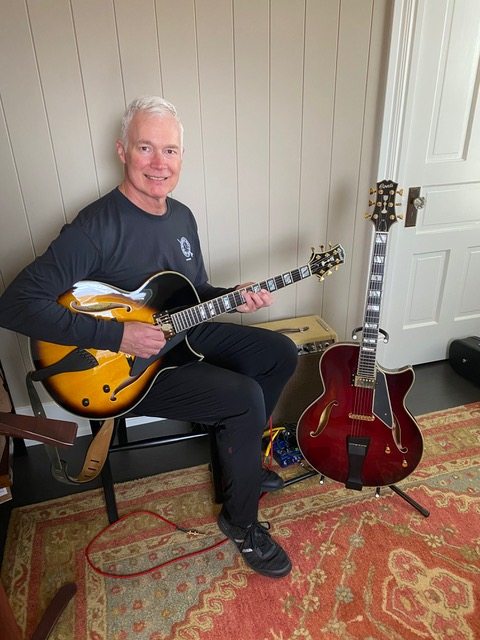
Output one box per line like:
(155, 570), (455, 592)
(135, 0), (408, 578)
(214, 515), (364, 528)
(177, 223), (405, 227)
(30, 244), (344, 419)
(296, 181), (423, 488)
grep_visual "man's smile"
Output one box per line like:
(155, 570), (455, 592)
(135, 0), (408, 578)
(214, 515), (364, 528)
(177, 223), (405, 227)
(145, 174), (168, 181)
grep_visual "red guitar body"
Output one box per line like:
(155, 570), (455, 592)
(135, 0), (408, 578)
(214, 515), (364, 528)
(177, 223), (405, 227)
(296, 342), (424, 488)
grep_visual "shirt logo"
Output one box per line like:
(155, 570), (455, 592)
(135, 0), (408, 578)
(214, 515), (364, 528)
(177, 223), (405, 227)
(177, 237), (193, 261)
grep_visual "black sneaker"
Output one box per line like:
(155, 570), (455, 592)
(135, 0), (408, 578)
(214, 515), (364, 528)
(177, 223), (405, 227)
(260, 467), (284, 492)
(218, 511), (292, 578)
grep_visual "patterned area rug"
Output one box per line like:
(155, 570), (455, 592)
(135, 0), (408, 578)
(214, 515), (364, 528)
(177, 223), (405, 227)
(2, 402), (480, 640)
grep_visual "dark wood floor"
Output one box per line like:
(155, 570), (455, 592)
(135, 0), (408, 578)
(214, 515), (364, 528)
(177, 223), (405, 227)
(1, 360), (478, 562)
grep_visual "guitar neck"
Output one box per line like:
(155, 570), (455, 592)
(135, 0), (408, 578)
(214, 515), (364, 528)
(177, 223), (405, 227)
(357, 230), (388, 380)
(170, 263), (313, 333)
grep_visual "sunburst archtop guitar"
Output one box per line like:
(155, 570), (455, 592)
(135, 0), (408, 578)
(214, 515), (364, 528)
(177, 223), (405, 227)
(296, 181), (423, 488)
(30, 244), (345, 419)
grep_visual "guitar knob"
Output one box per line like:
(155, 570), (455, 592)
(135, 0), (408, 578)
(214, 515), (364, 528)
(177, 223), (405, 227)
(402, 459), (408, 468)
(385, 445), (391, 454)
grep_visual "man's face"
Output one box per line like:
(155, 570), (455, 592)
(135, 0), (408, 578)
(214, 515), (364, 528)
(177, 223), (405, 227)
(116, 111), (183, 214)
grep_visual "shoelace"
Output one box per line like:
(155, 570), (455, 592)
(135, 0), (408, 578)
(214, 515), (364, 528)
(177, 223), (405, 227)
(240, 520), (272, 554)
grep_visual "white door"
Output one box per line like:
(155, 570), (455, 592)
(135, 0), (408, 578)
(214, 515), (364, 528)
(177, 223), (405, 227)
(377, 0), (480, 368)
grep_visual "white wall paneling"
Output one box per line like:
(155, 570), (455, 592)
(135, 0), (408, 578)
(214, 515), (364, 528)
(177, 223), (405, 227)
(0, 0), (393, 411)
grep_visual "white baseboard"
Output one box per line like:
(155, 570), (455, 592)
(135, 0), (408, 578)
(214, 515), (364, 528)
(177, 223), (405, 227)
(16, 402), (162, 446)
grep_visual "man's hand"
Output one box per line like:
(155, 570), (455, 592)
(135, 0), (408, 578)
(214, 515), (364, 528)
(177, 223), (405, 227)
(235, 283), (273, 313)
(119, 322), (167, 358)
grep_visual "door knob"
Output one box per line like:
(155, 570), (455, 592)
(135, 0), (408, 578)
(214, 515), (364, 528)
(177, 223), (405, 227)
(413, 196), (425, 210)
(405, 187), (424, 227)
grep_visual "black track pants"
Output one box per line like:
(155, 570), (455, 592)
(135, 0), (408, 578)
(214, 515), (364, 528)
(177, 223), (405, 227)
(133, 321), (298, 527)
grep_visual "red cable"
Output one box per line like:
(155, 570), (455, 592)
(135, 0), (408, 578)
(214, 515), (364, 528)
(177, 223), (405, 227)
(85, 509), (227, 579)
(85, 427), (276, 579)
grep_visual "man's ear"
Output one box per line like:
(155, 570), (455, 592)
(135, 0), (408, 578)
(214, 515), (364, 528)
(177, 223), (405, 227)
(116, 139), (126, 164)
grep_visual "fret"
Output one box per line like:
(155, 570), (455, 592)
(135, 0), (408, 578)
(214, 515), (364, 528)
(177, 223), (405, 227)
(181, 311), (190, 329)
(176, 313), (187, 331)
(212, 298), (221, 315)
(186, 308), (195, 327)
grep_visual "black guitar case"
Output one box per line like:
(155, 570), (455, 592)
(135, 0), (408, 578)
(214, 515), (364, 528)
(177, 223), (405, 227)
(448, 336), (480, 386)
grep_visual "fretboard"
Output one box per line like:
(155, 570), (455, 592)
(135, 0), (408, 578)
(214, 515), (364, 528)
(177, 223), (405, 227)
(357, 231), (388, 380)
(170, 263), (313, 333)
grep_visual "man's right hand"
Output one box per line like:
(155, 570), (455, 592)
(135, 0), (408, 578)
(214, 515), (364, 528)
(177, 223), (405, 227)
(119, 322), (167, 358)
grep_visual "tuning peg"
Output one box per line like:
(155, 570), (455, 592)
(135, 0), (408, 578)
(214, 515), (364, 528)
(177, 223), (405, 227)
(369, 187), (376, 194)
(397, 214), (404, 220)
(368, 199), (376, 207)
(396, 188), (404, 196)
(364, 213), (372, 219)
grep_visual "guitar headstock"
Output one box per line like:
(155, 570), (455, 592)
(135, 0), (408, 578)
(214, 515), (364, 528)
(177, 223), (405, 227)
(366, 178), (403, 232)
(309, 243), (345, 280)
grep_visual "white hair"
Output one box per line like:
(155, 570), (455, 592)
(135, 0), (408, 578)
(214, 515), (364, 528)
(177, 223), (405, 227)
(120, 96), (184, 149)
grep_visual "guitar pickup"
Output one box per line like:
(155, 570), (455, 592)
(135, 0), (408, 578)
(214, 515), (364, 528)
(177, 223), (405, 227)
(354, 375), (376, 389)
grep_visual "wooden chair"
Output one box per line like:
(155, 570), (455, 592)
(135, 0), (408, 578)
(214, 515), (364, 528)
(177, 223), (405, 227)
(0, 581), (76, 640)
(1, 364), (77, 640)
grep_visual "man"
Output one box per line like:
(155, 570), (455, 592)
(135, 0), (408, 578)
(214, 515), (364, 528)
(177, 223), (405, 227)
(0, 96), (298, 578)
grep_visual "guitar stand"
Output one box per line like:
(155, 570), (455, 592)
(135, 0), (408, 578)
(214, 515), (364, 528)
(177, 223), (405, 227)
(283, 471), (430, 518)
(382, 484), (429, 517)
